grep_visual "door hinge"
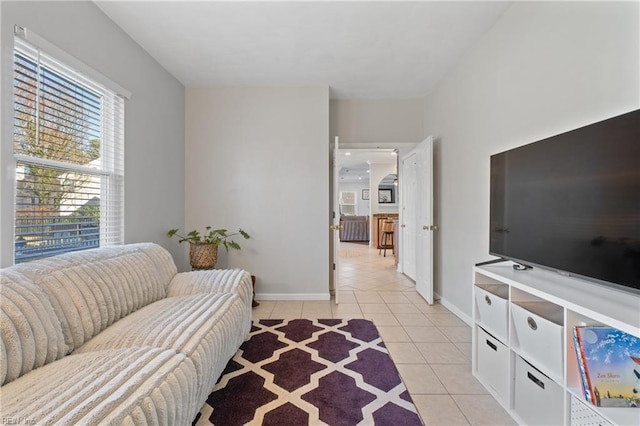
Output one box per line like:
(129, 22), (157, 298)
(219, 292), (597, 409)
(333, 263), (336, 271)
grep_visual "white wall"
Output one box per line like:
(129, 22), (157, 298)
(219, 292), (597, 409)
(330, 99), (423, 143)
(338, 182), (370, 217)
(185, 87), (330, 299)
(0, 1), (186, 268)
(369, 163), (397, 214)
(424, 1), (639, 318)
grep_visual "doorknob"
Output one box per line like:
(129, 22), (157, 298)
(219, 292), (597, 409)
(432, 225), (438, 231)
(401, 224), (406, 228)
(423, 225), (429, 230)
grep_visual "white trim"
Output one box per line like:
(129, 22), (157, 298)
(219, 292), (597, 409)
(12, 33), (126, 261)
(14, 25), (131, 99)
(340, 142), (418, 149)
(255, 293), (331, 301)
(436, 293), (473, 326)
(14, 154), (110, 176)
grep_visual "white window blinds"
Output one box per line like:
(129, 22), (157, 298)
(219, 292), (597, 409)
(13, 28), (126, 262)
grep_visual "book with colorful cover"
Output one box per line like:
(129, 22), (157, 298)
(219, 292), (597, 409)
(575, 326), (640, 408)
(573, 326), (593, 404)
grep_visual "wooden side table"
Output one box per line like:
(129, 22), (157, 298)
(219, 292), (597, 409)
(251, 275), (259, 307)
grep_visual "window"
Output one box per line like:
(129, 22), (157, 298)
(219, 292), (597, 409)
(13, 28), (126, 263)
(340, 191), (357, 215)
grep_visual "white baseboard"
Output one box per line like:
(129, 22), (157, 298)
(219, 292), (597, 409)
(256, 293), (331, 301)
(435, 292), (473, 326)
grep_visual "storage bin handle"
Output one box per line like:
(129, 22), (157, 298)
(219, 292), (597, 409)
(527, 371), (545, 389)
(484, 295), (492, 306)
(486, 339), (497, 351)
(527, 316), (537, 331)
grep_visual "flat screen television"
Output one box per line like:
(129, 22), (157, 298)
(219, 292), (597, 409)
(489, 109), (640, 293)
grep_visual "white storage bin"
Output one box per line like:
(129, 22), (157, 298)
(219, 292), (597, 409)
(475, 284), (509, 343)
(511, 301), (564, 380)
(476, 326), (509, 402)
(514, 355), (564, 426)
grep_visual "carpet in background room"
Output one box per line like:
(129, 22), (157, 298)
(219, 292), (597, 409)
(194, 319), (422, 426)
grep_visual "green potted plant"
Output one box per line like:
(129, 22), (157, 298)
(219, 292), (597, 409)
(167, 226), (250, 270)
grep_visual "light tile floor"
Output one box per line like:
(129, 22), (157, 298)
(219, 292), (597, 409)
(252, 242), (516, 426)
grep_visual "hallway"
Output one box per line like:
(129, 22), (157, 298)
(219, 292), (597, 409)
(337, 242), (415, 293)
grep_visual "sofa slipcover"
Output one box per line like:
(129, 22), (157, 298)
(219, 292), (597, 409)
(340, 215), (369, 242)
(0, 347), (198, 425)
(76, 293), (248, 405)
(0, 270), (68, 385)
(0, 243), (252, 424)
(10, 243), (177, 351)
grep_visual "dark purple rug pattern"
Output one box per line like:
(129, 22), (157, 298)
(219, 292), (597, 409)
(195, 319), (422, 426)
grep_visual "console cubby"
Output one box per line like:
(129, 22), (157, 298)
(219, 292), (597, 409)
(514, 355), (564, 426)
(475, 283), (509, 343)
(565, 310), (604, 402)
(476, 325), (510, 402)
(510, 297), (564, 382)
(472, 263), (640, 426)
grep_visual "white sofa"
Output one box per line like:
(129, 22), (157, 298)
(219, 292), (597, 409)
(0, 243), (252, 425)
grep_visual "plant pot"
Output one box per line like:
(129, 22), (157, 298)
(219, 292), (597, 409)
(189, 243), (218, 270)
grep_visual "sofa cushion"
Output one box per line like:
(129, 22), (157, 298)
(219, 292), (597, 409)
(167, 268), (253, 306)
(0, 347), (197, 425)
(12, 243), (177, 351)
(76, 293), (250, 408)
(0, 270), (68, 385)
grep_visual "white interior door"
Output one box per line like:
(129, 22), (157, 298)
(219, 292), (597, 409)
(415, 137), (434, 304)
(401, 153), (418, 280)
(331, 136), (341, 304)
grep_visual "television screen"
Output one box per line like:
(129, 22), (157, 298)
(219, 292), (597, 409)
(490, 109), (640, 291)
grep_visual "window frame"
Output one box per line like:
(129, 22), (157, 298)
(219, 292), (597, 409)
(12, 27), (128, 263)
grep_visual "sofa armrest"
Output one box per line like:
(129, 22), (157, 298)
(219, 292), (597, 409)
(166, 269), (253, 306)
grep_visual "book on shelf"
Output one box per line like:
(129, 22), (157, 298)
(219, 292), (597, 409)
(572, 327), (593, 404)
(573, 326), (640, 408)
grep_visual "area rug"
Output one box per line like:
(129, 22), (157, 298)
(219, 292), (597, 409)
(193, 319), (422, 426)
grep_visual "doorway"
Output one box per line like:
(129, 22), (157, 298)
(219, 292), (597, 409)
(332, 145), (410, 294)
(330, 139), (434, 301)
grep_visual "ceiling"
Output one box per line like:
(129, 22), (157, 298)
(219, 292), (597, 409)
(338, 149), (397, 184)
(95, 1), (510, 99)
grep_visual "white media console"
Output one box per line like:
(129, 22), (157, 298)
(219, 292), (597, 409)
(472, 262), (640, 426)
